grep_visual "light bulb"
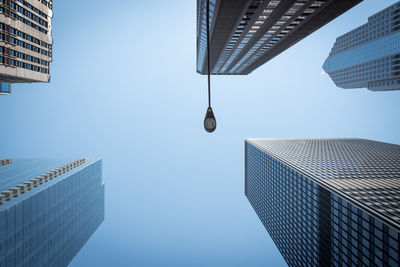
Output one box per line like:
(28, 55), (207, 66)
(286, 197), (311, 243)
(204, 107), (216, 133)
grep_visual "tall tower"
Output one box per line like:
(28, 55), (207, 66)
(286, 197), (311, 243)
(196, 0), (362, 75)
(323, 2), (400, 91)
(245, 138), (400, 266)
(0, 0), (53, 95)
(0, 158), (105, 267)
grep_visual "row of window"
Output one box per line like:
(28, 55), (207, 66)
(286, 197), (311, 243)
(0, 46), (48, 66)
(10, 2), (48, 27)
(0, 23), (49, 48)
(329, 56), (400, 87)
(369, 79), (400, 88)
(0, 0), (51, 10)
(0, 56), (48, 73)
(333, 68), (393, 80)
(15, 0), (48, 19)
(333, 76), (397, 88)
(0, 6), (48, 34)
(0, 33), (49, 56)
(39, 0), (51, 8)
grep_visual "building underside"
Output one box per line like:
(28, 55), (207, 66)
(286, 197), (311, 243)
(197, 0), (363, 75)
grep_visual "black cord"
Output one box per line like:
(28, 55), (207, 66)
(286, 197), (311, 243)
(203, 0), (216, 133)
(206, 0), (211, 108)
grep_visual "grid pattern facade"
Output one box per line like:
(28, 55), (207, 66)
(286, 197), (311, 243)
(323, 2), (400, 91)
(0, 0), (53, 94)
(197, 0), (361, 75)
(245, 138), (400, 266)
(0, 159), (105, 267)
(246, 142), (323, 266)
(330, 194), (400, 266)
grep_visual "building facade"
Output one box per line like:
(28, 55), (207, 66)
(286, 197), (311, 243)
(0, 158), (105, 267)
(197, 0), (362, 75)
(323, 2), (400, 91)
(0, 0), (53, 95)
(245, 138), (400, 266)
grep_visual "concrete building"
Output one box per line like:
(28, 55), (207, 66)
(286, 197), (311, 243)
(196, 0), (362, 75)
(245, 138), (400, 266)
(323, 2), (400, 91)
(0, 158), (105, 267)
(0, 0), (53, 95)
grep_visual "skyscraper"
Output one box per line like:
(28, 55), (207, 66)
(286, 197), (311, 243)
(245, 138), (400, 266)
(196, 0), (362, 75)
(0, 158), (105, 267)
(323, 2), (400, 91)
(0, 0), (53, 95)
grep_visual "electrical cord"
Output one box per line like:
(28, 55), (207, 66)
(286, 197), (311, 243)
(203, 0), (217, 133)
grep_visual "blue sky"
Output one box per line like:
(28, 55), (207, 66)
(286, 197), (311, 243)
(1, 0), (400, 266)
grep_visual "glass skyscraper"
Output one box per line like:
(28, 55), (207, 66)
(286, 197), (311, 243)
(197, 0), (361, 75)
(323, 2), (400, 91)
(245, 138), (400, 266)
(0, 0), (53, 95)
(0, 158), (105, 267)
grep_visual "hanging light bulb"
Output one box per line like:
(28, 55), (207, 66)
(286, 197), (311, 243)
(204, 107), (216, 133)
(204, 0), (216, 133)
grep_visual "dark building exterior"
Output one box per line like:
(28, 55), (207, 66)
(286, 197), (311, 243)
(197, 0), (362, 75)
(245, 138), (400, 266)
(0, 158), (105, 267)
(323, 2), (400, 91)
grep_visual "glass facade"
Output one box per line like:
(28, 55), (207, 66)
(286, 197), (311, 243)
(0, 159), (105, 267)
(245, 138), (400, 266)
(323, 2), (400, 91)
(0, 82), (11, 95)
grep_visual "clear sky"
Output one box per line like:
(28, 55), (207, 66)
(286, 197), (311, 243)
(1, 0), (400, 266)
